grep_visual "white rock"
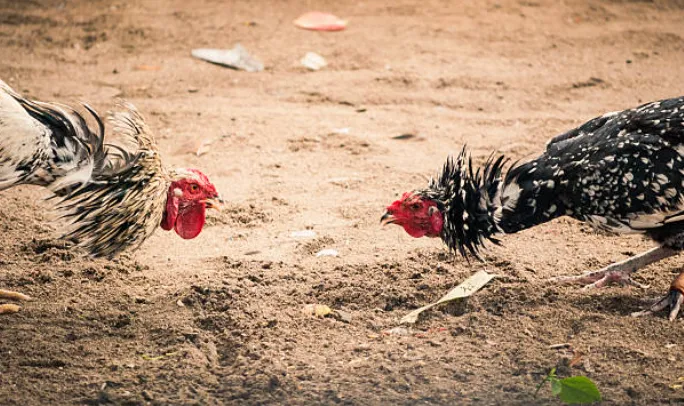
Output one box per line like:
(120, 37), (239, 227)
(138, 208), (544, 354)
(191, 44), (264, 72)
(301, 52), (327, 71)
(315, 249), (339, 257)
(290, 230), (317, 238)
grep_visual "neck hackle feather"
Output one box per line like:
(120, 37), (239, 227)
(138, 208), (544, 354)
(55, 103), (170, 258)
(418, 148), (508, 259)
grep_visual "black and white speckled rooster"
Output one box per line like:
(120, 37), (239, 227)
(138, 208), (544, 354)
(0, 80), (222, 314)
(382, 96), (684, 320)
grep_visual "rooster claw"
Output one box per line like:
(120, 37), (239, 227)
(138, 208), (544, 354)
(632, 290), (684, 321)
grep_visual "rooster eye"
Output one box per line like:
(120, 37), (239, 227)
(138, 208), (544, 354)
(411, 203), (421, 210)
(190, 184), (199, 192)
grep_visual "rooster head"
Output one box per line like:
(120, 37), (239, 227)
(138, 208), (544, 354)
(381, 149), (508, 258)
(380, 192), (444, 238)
(161, 168), (223, 239)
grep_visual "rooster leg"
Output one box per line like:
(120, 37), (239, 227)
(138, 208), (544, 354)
(549, 246), (678, 290)
(0, 289), (31, 315)
(632, 271), (684, 321)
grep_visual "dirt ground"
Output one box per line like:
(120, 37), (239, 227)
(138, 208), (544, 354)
(1, 0), (684, 404)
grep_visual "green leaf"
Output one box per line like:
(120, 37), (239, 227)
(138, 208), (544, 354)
(534, 368), (559, 398)
(557, 376), (602, 404)
(551, 379), (563, 396)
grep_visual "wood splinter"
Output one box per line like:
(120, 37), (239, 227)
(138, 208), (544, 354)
(0, 303), (21, 315)
(0, 289), (31, 301)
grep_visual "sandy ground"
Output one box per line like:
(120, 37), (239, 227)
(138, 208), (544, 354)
(1, 0), (684, 404)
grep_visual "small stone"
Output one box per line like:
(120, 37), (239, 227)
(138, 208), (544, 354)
(300, 52), (327, 71)
(142, 390), (154, 401)
(392, 133), (416, 140)
(191, 44), (264, 72)
(384, 327), (409, 336)
(302, 304), (332, 317)
(315, 249), (339, 257)
(332, 310), (352, 323)
(332, 127), (350, 135)
(290, 230), (317, 238)
(183, 332), (199, 343)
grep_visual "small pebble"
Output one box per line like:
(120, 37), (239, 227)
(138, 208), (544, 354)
(316, 249), (339, 257)
(291, 230), (317, 238)
(384, 327), (409, 336)
(332, 310), (352, 323)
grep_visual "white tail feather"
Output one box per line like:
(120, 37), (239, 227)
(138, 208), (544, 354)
(47, 159), (94, 194)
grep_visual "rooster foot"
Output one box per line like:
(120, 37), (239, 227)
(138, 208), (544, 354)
(549, 269), (648, 290)
(632, 271), (684, 321)
(548, 246), (677, 291)
(0, 289), (31, 315)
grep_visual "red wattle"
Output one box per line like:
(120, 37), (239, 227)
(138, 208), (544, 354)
(174, 204), (206, 239)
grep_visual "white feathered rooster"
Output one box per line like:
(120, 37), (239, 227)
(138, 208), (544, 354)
(0, 80), (222, 315)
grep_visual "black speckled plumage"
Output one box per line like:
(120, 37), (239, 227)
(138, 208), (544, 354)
(421, 96), (684, 256)
(417, 149), (507, 258)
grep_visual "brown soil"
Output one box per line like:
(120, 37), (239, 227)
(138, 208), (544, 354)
(1, 0), (684, 404)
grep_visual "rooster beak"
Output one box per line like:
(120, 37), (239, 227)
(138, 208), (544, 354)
(204, 196), (224, 211)
(380, 211), (396, 226)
